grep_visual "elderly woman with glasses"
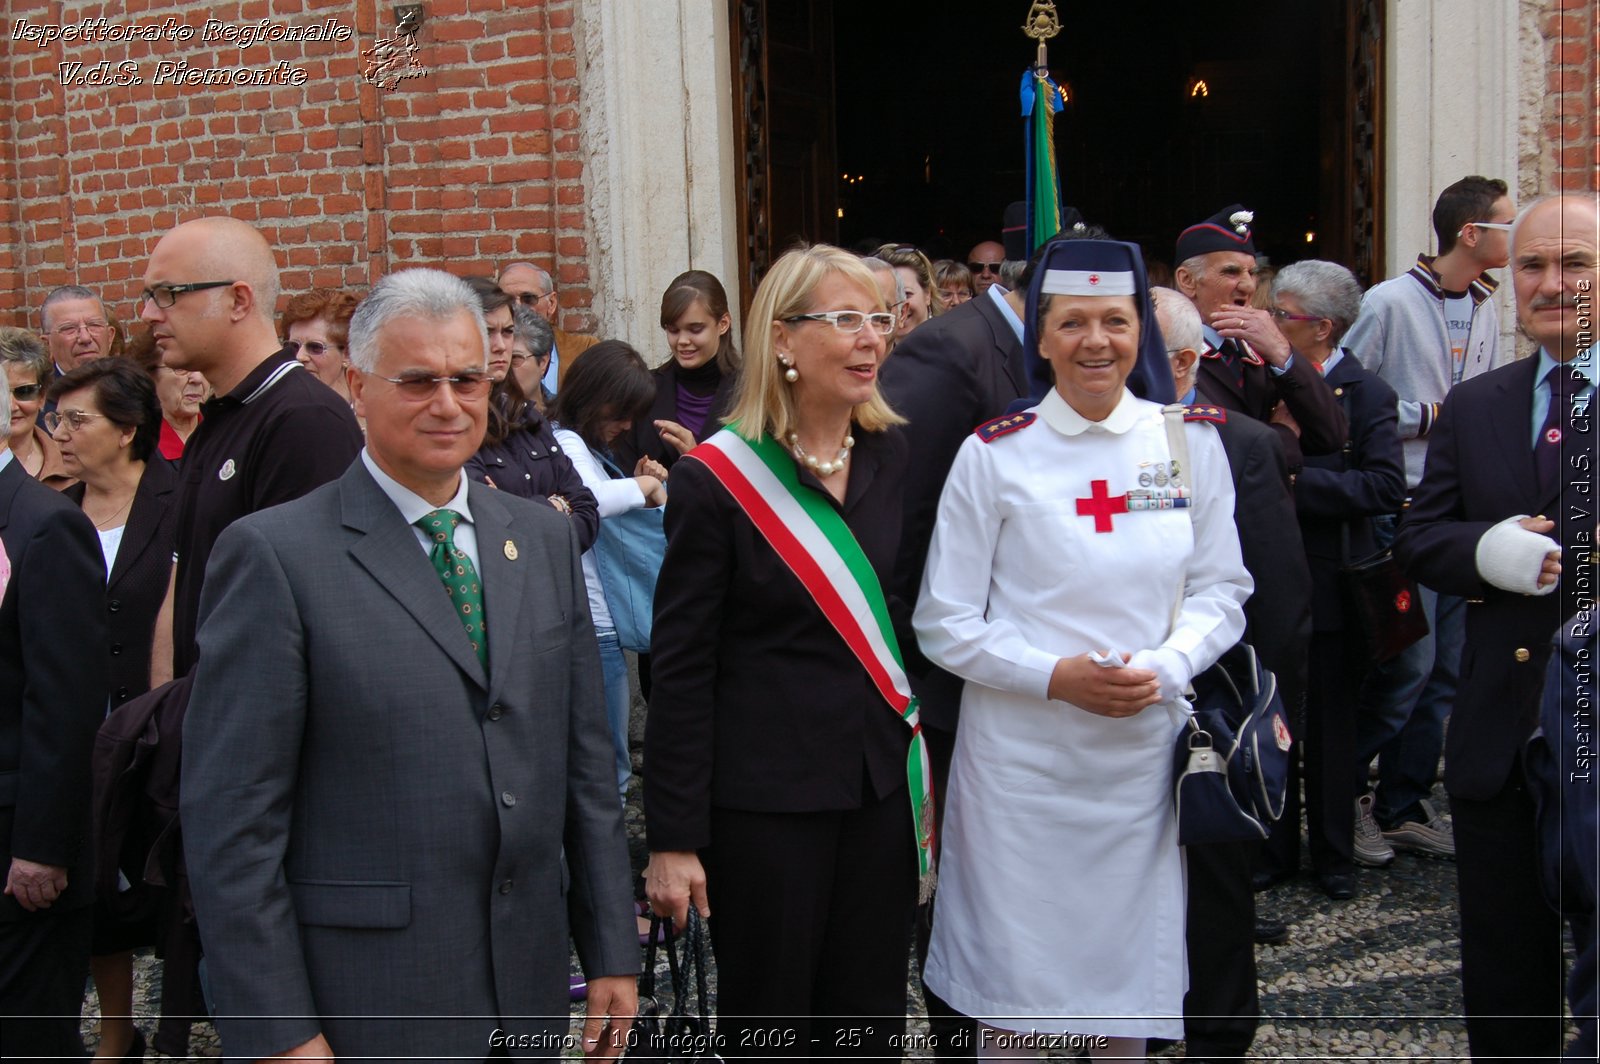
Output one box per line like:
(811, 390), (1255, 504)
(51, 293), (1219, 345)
(46, 357), (179, 1061)
(281, 288), (361, 407)
(124, 327), (208, 461)
(645, 245), (920, 1058)
(0, 327), (74, 489)
(1256, 260), (1406, 900)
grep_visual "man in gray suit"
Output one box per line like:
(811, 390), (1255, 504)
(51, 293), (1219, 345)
(182, 269), (638, 1062)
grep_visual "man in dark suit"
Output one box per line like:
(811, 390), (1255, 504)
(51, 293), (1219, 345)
(182, 269), (638, 1061)
(1155, 287), (1312, 1061)
(0, 371), (109, 1058)
(879, 242), (1031, 1062)
(1174, 205), (1347, 473)
(1394, 193), (1597, 1059)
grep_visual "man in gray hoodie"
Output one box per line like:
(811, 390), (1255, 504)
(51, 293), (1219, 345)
(1344, 175), (1516, 864)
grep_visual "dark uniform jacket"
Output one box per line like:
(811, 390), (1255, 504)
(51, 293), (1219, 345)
(1196, 336), (1348, 473)
(880, 294), (1026, 731)
(466, 411), (600, 552)
(1394, 355), (1594, 800)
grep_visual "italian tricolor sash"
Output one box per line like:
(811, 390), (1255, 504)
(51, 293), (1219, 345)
(689, 427), (936, 889)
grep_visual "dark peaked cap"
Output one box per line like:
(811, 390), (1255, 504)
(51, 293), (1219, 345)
(1175, 204), (1258, 262)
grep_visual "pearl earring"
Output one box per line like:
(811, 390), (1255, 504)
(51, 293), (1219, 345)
(779, 354), (799, 383)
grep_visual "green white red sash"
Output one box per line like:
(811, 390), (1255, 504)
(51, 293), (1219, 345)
(688, 427), (936, 887)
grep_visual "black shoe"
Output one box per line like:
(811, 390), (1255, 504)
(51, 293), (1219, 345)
(1254, 917), (1289, 945)
(1318, 873), (1356, 900)
(1252, 868), (1295, 892)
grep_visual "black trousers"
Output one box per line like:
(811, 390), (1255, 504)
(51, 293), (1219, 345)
(1182, 840), (1259, 1060)
(0, 904), (94, 1062)
(1454, 772), (1569, 1060)
(703, 787), (916, 1060)
(1261, 636), (1358, 876)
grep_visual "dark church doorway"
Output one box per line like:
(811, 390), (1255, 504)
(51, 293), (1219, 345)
(732, 0), (1382, 303)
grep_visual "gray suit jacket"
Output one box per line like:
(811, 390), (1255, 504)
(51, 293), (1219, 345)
(181, 460), (636, 1062)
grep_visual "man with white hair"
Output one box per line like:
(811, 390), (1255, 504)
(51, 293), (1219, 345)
(1394, 192), (1598, 1059)
(37, 284), (115, 423)
(0, 365), (109, 1057)
(183, 268), (638, 1061)
(139, 216), (363, 682)
(497, 261), (598, 392)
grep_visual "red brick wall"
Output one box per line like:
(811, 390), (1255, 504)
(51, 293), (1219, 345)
(1543, 0), (1598, 192)
(0, 0), (593, 333)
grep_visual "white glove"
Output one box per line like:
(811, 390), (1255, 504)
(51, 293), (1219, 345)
(1128, 647), (1193, 704)
(1475, 516), (1560, 596)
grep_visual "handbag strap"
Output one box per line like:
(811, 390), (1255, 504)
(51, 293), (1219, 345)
(1162, 404), (1194, 636)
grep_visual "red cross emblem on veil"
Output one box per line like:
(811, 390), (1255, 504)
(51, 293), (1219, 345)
(1087, 274), (1100, 286)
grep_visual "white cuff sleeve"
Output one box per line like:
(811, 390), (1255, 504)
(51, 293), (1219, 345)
(1475, 516), (1560, 596)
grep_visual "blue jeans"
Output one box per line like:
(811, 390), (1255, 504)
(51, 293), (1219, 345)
(596, 629), (632, 800)
(1353, 513), (1465, 826)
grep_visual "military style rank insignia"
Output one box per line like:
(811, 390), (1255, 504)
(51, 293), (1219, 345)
(975, 411), (1036, 442)
(1182, 405), (1228, 425)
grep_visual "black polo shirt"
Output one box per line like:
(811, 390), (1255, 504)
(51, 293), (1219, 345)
(172, 346), (363, 674)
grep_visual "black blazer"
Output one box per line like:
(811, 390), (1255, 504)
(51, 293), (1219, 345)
(0, 459), (108, 917)
(66, 457), (179, 707)
(1394, 356), (1593, 800)
(1210, 412), (1314, 707)
(614, 362), (739, 472)
(880, 295), (1026, 730)
(465, 412), (600, 552)
(1293, 354), (1407, 632)
(644, 427), (912, 851)
(1196, 339), (1349, 472)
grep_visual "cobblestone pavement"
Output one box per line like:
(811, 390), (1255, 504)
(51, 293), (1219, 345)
(96, 688), (1545, 1060)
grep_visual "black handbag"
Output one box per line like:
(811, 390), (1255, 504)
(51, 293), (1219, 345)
(629, 910), (722, 1062)
(1160, 406), (1293, 846)
(1338, 522), (1429, 664)
(1172, 643), (1294, 846)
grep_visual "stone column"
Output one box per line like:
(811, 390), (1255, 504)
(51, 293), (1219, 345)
(577, 0), (741, 363)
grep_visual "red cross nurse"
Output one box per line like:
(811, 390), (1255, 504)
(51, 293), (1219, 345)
(913, 237), (1252, 1061)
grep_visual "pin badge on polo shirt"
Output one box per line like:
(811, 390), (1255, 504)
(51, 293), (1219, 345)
(219, 459), (237, 481)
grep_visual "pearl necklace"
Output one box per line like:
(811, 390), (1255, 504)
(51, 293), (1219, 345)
(787, 431), (854, 476)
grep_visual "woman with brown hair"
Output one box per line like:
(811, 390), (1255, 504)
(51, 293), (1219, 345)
(280, 288), (361, 405)
(614, 270), (740, 470)
(124, 327), (206, 461)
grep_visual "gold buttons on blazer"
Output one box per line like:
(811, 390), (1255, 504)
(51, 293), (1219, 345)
(1514, 648), (1531, 663)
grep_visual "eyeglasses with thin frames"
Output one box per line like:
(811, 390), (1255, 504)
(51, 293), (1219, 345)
(140, 281), (235, 308)
(51, 320), (109, 338)
(367, 372), (493, 401)
(782, 310), (898, 335)
(44, 410), (109, 434)
(286, 339), (342, 359)
(515, 291), (555, 307)
(1269, 307), (1325, 323)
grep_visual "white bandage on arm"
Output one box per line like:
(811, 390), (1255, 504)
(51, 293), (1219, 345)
(1475, 516), (1561, 596)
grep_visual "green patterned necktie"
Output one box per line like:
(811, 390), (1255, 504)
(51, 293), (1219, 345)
(417, 509), (487, 669)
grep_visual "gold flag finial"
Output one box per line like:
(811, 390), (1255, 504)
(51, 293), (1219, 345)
(1022, 1), (1061, 69)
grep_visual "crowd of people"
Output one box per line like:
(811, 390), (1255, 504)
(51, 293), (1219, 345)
(0, 182), (1593, 1064)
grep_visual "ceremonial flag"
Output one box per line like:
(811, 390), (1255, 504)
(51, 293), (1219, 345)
(1020, 68), (1064, 255)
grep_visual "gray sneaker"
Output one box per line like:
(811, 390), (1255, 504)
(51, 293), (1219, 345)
(1354, 794), (1395, 867)
(1383, 798), (1456, 859)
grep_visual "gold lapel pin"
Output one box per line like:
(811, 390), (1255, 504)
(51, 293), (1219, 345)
(503, 540), (518, 561)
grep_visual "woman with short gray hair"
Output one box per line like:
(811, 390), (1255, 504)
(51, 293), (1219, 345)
(1256, 260), (1406, 901)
